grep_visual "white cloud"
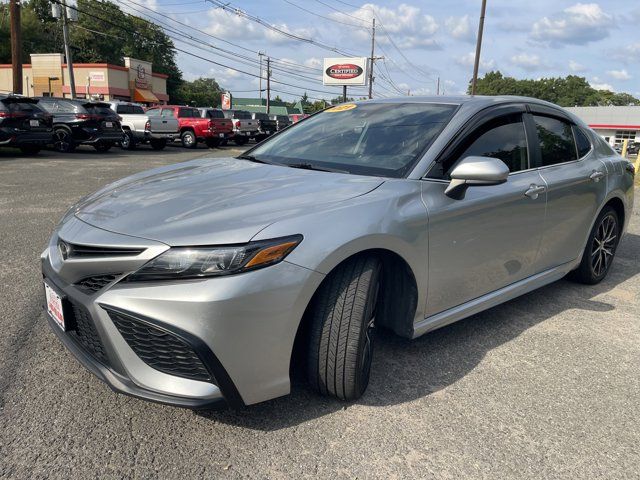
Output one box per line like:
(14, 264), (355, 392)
(530, 3), (614, 47)
(510, 53), (549, 71)
(445, 15), (475, 42)
(456, 52), (495, 70)
(569, 60), (586, 72)
(616, 43), (640, 62)
(329, 3), (440, 49)
(606, 69), (631, 80)
(590, 77), (614, 91)
(206, 8), (317, 45)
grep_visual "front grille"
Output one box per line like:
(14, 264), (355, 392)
(59, 240), (144, 259)
(75, 274), (121, 293)
(108, 310), (212, 382)
(67, 301), (108, 363)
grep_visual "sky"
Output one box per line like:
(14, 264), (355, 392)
(125, 0), (640, 101)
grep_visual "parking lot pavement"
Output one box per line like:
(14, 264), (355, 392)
(0, 148), (638, 480)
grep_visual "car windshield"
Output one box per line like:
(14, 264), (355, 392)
(249, 102), (458, 177)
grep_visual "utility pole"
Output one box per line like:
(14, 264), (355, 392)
(61, 0), (76, 98)
(436, 77), (440, 95)
(471, 0), (487, 95)
(368, 18), (375, 99)
(258, 51), (265, 100)
(9, 0), (22, 94)
(266, 57), (271, 114)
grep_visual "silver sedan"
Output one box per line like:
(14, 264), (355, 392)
(41, 96), (635, 408)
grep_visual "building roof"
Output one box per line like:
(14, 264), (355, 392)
(232, 97), (304, 115)
(565, 106), (640, 129)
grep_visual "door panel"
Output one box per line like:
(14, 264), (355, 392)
(422, 170), (546, 316)
(535, 157), (608, 270)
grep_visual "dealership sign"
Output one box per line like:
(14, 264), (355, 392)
(323, 57), (368, 86)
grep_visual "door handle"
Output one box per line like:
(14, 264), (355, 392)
(524, 184), (546, 199)
(589, 171), (606, 182)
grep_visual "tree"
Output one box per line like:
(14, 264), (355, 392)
(174, 77), (224, 106)
(469, 71), (640, 107)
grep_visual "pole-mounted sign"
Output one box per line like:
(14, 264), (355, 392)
(322, 57), (368, 86)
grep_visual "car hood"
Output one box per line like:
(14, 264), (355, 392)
(74, 157), (384, 245)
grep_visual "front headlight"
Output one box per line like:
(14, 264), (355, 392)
(127, 235), (302, 281)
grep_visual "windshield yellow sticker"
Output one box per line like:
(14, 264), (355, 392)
(326, 104), (357, 112)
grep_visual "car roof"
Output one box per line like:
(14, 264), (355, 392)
(362, 94), (565, 109)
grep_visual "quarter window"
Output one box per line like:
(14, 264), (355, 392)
(459, 117), (529, 173)
(573, 126), (591, 158)
(533, 115), (577, 166)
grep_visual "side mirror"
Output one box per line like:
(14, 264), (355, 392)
(444, 156), (509, 200)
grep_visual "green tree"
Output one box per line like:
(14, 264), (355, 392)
(175, 77), (224, 106)
(470, 71), (640, 107)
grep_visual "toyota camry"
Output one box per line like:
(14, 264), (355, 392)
(42, 96), (635, 409)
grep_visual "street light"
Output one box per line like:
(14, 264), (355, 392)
(48, 76), (59, 97)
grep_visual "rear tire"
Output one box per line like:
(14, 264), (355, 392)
(569, 205), (620, 284)
(307, 255), (381, 401)
(205, 138), (220, 148)
(19, 145), (41, 155)
(53, 128), (75, 153)
(149, 139), (166, 150)
(181, 130), (197, 149)
(233, 136), (248, 146)
(120, 131), (136, 150)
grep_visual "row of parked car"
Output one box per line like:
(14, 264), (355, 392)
(0, 94), (307, 155)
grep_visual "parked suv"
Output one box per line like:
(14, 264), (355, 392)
(251, 112), (277, 141)
(0, 95), (53, 155)
(36, 98), (123, 153)
(107, 101), (178, 150)
(197, 108), (234, 146)
(147, 105), (232, 149)
(270, 114), (292, 131)
(221, 110), (258, 145)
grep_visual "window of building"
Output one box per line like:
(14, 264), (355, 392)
(614, 130), (636, 145)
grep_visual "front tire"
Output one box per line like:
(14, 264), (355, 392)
(307, 256), (381, 401)
(570, 205), (620, 284)
(120, 131), (136, 150)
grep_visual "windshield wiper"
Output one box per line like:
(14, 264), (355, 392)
(286, 162), (348, 174)
(237, 154), (279, 165)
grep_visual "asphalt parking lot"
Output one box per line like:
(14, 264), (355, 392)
(1, 146), (639, 479)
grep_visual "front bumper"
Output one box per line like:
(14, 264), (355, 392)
(41, 218), (324, 408)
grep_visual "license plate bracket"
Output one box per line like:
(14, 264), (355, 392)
(44, 281), (66, 331)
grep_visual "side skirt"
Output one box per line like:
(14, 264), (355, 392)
(412, 260), (578, 339)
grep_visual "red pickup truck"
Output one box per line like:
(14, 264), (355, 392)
(146, 105), (233, 148)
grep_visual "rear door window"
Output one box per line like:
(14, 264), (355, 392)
(178, 108), (199, 118)
(533, 115), (578, 166)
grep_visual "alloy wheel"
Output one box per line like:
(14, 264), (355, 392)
(54, 130), (70, 152)
(591, 213), (617, 277)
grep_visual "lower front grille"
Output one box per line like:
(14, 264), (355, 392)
(75, 274), (120, 294)
(67, 301), (108, 363)
(108, 310), (212, 382)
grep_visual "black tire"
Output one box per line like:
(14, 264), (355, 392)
(307, 255), (381, 401)
(149, 139), (166, 150)
(120, 131), (136, 150)
(181, 130), (197, 149)
(233, 136), (248, 146)
(53, 128), (75, 153)
(205, 137), (220, 148)
(570, 205), (620, 284)
(19, 145), (41, 155)
(94, 142), (112, 152)
(220, 139), (228, 146)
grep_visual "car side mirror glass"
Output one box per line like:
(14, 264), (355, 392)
(444, 156), (510, 200)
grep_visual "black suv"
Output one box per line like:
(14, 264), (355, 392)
(0, 95), (53, 155)
(35, 98), (123, 153)
(251, 112), (277, 141)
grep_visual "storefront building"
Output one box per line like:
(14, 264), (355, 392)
(566, 106), (640, 146)
(0, 53), (168, 105)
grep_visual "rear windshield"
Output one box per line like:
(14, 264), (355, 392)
(116, 104), (145, 114)
(232, 110), (251, 120)
(0, 100), (43, 113)
(249, 102), (458, 178)
(253, 113), (270, 121)
(84, 104), (116, 116)
(204, 109), (225, 119)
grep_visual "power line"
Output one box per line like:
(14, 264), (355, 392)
(280, 0), (368, 30)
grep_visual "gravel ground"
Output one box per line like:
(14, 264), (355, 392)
(1, 145), (638, 479)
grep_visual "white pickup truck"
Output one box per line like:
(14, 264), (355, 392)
(107, 101), (179, 150)
(221, 109), (259, 145)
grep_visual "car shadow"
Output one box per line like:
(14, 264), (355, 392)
(197, 232), (640, 431)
